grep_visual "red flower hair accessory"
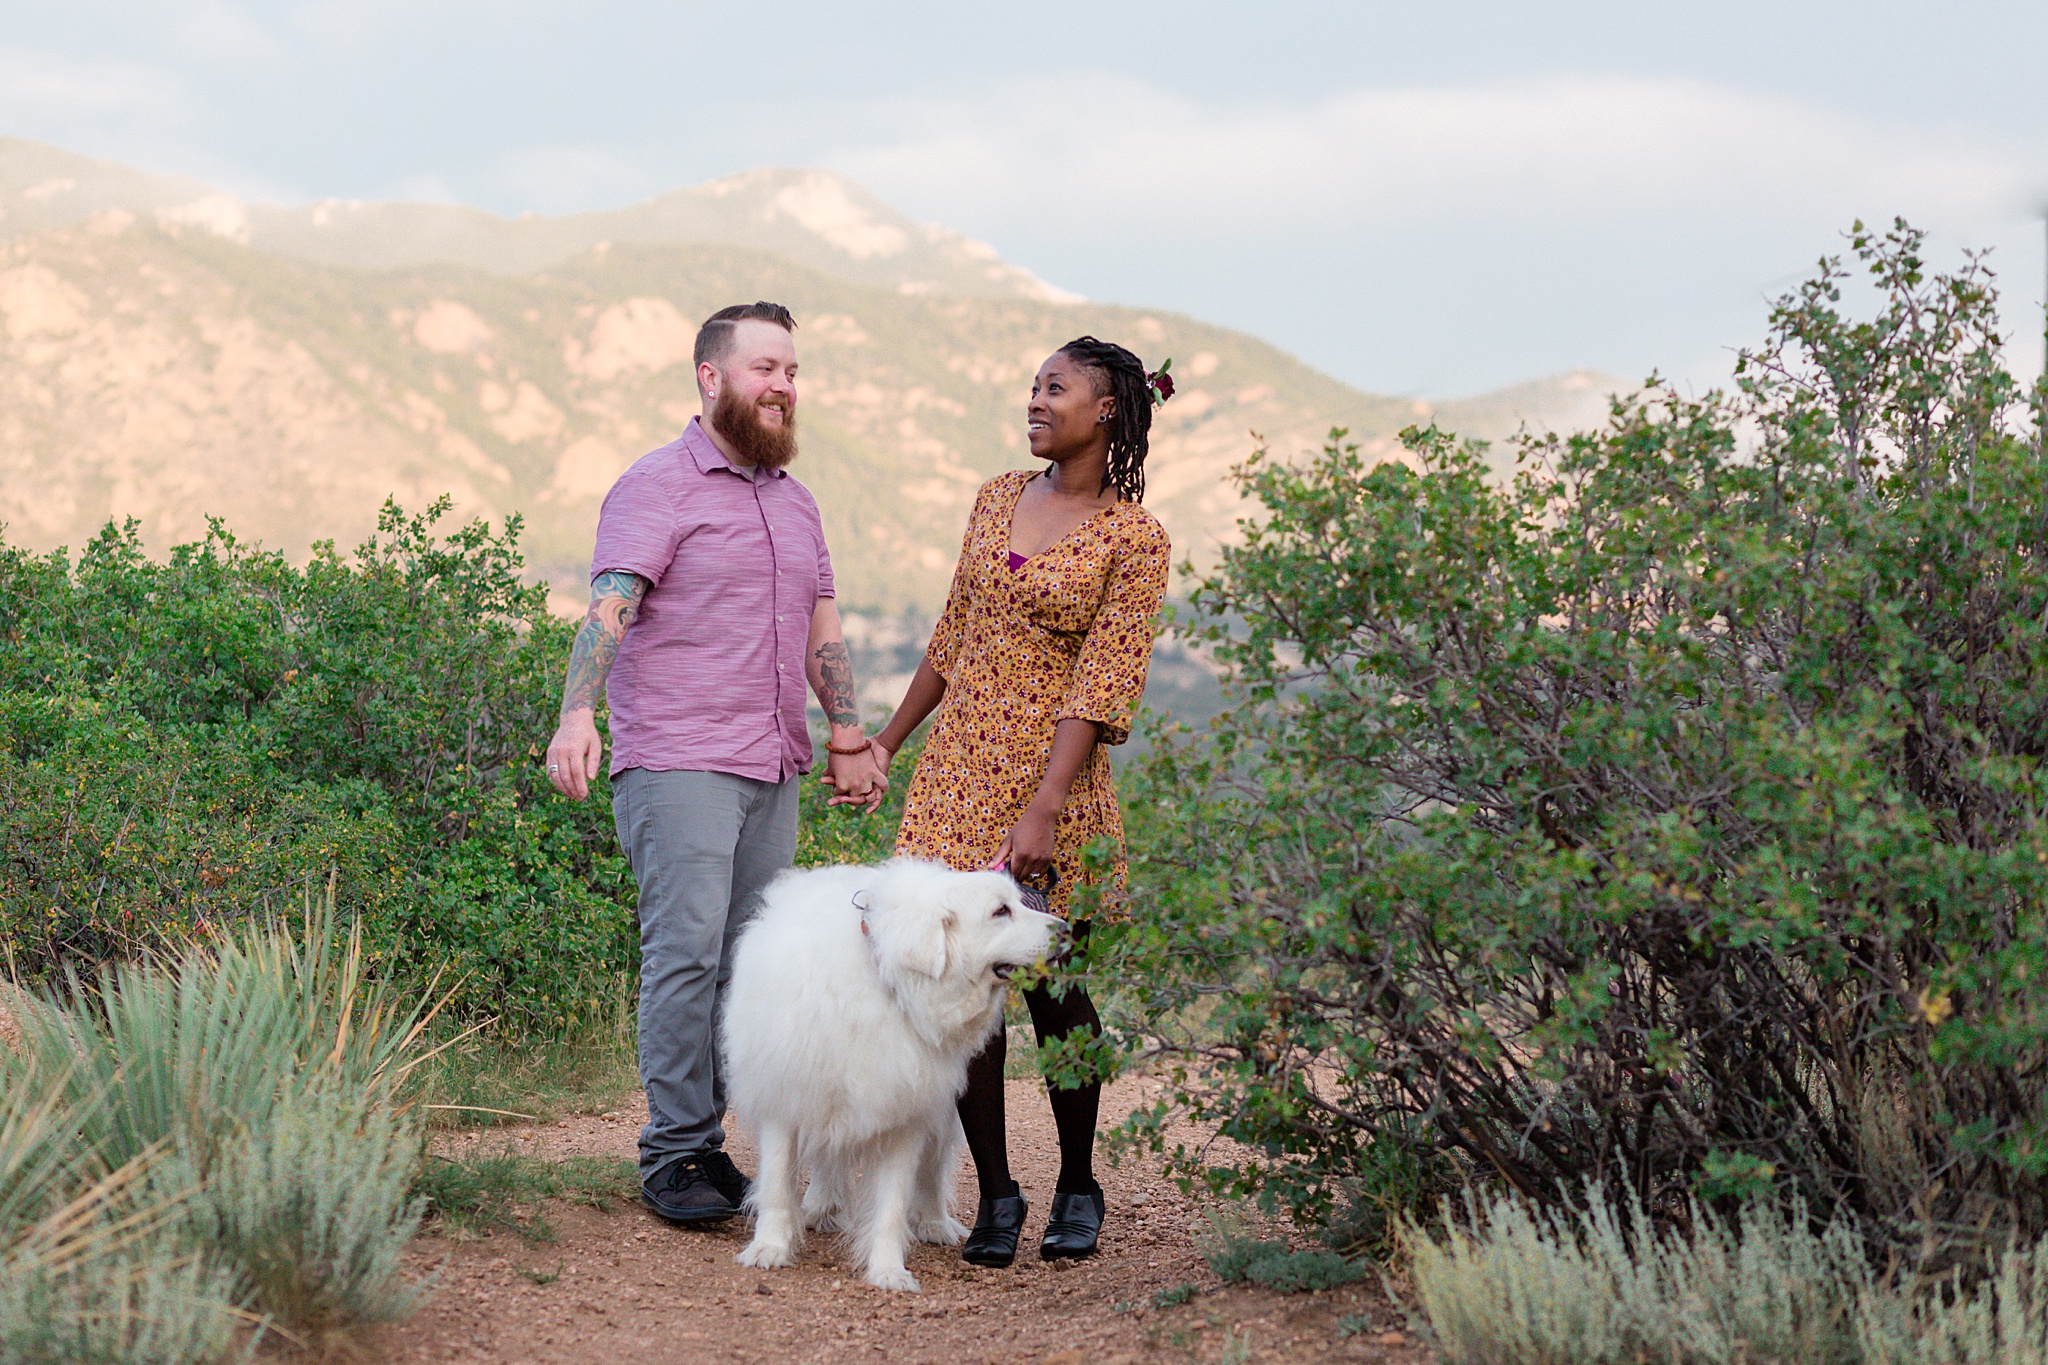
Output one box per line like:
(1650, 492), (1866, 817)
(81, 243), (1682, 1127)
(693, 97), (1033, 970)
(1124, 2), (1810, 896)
(1147, 358), (1175, 406)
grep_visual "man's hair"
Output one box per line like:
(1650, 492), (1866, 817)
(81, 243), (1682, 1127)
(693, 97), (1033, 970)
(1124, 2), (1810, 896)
(1057, 335), (1153, 503)
(694, 302), (798, 372)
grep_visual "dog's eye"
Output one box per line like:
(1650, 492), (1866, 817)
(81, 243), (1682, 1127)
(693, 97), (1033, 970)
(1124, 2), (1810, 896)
(993, 904), (1013, 919)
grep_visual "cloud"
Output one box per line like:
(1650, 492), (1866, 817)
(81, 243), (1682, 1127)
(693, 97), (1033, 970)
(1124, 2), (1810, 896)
(824, 72), (2046, 390)
(833, 71), (2031, 237)
(0, 44), (193, 126)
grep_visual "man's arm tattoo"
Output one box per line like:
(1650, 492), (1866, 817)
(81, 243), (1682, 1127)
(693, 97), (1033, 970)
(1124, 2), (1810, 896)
(560, 570), (649, 717)
(810, 640), (861, 728)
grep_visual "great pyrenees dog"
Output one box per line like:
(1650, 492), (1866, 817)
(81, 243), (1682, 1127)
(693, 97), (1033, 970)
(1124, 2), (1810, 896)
(722, 858), (1061, 1291)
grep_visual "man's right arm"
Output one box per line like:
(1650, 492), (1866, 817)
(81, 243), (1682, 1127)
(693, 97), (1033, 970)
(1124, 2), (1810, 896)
(545, 570), (650, 800)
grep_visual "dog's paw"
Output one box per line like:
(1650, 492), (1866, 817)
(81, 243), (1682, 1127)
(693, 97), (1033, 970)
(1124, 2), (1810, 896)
(913, 1214), (969, 1246)
(864, 1264), (921, 1293)
(735, 1240), (796, 1270)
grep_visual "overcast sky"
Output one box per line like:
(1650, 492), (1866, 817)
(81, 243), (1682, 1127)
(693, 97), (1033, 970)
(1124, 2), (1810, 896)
(4, 0), (2046, 395)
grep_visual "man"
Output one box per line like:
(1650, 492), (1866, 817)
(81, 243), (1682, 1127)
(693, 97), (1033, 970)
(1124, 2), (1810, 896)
(545, 301), (888, 1224)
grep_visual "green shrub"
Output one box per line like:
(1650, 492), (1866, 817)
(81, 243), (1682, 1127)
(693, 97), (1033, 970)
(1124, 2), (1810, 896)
(0, 703), (410, 969)
(398, 782), (636, 1033)
(1108, 223), (2048, 1258)
(1, 497), (921, 1026)
(1200, 1214), (1363, 1292)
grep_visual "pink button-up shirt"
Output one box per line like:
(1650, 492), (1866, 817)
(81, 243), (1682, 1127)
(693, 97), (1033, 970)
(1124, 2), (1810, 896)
(591, 418), (834, 782)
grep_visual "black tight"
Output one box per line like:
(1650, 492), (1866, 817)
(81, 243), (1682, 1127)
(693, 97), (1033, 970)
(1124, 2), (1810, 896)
(957, 968), (1103, 1202)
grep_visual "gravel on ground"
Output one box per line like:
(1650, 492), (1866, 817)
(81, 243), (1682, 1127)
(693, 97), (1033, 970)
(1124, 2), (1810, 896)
(367, 1075), (1433, 1365)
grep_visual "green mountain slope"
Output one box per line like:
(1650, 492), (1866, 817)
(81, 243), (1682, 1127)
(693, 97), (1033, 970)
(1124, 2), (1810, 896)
(0, 137), (1621, 621)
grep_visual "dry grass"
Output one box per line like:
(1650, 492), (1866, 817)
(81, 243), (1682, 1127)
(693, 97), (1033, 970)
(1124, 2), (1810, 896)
(1408, 1184), (2048, 1365)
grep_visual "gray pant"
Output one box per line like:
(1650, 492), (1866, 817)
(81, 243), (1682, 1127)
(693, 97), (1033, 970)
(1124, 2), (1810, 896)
(611, 766), (798, 1175)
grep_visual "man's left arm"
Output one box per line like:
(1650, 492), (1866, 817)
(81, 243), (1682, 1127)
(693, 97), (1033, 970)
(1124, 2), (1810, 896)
(808, 599), (887, 812)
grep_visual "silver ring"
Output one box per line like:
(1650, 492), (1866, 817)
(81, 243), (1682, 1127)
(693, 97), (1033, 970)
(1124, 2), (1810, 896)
(546, 764), (560, 772)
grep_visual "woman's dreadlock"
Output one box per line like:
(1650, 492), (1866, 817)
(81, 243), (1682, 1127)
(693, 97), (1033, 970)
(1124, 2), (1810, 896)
(1056, 335), (1154, 503)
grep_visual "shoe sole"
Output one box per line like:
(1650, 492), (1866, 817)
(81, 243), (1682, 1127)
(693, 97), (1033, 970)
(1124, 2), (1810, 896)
(639, 1192), (737, 1226)
(961, 1247), (1018, 1268)
(1039, 1243), (1099, 1261)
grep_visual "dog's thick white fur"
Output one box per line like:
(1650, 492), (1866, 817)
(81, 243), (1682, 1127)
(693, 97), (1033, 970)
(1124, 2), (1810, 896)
(722, 858), (1061, 1291)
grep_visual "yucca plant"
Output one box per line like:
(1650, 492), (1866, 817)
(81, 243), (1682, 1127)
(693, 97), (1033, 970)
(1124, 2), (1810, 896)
(198, 1077), (424, 1333)
(0, 1066), (246, 1365)
(0, 890), (451, 1341)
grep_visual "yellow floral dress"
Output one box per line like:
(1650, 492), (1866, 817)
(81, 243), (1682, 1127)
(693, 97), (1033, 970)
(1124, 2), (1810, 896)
(895, 470), (1171, 920)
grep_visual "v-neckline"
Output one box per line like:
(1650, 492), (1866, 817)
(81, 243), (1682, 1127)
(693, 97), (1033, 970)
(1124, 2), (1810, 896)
(1003, 471), (1120, 566)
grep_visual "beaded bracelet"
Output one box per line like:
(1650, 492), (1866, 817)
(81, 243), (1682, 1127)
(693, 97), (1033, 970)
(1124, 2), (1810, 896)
(825, 737), (873, 756)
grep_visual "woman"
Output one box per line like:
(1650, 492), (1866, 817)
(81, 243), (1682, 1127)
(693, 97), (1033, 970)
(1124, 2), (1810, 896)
(864, 335), (1171, 1267)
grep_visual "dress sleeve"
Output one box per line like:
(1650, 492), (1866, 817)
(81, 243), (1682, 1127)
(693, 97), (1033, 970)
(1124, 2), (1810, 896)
(923, 482), (994, 681)
(1058, 514), (1170, 746)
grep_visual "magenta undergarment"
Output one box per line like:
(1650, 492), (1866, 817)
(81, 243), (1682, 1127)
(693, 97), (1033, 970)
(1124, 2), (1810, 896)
(1008, 550), (1029, 571)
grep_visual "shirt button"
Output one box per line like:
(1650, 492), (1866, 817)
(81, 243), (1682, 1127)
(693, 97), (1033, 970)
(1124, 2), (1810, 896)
(777, 663), (785, 670)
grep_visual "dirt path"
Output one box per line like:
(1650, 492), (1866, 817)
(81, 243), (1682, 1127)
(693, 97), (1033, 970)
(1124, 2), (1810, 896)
(371, 1075), (1432, 1365)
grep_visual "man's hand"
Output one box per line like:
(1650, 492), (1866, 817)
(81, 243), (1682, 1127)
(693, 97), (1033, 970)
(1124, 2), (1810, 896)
(821, 742), (888, 813)
(543, 570), (647, 801)
(547, 709), (606, 801)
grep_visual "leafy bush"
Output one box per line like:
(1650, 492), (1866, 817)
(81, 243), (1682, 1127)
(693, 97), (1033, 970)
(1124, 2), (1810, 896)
(1109, 222), (2048, 1257)
(0, 500), (640, 1027)
(0, 703), (410, 968)
(1409, 1184), (2048, 1365)
(1, 497), (919, 1028)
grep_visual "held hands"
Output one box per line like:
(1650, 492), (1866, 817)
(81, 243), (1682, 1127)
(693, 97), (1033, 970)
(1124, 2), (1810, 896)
(821, 738), (889, 813)
(545, 709), (605, 801)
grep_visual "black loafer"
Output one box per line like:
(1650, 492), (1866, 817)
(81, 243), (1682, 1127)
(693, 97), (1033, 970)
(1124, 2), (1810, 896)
(961, 1182), (1028, 1267)
(1039, 1186), (1104, 1261)
(641, 1155), (738, 1225)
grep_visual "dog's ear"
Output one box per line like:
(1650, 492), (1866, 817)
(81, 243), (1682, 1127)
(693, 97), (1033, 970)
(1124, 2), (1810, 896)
(884, 908), (954, 982)
(873, 898), (957, 979)
(909, 907), (957, 979)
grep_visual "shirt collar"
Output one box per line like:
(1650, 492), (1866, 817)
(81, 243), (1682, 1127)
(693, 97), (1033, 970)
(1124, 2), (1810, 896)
(680, 415), (787, 481)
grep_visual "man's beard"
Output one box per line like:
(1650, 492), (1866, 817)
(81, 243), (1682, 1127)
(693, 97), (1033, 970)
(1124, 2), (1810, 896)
(710, 385), (799, 470)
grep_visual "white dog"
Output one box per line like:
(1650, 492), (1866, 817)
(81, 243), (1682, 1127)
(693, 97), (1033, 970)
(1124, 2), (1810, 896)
(722, 858), (1061, 1291)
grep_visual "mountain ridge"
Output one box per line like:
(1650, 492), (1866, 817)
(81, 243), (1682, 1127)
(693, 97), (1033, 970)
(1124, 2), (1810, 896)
(0, 135), (1624, 622)
(0, 138), (1077, 300)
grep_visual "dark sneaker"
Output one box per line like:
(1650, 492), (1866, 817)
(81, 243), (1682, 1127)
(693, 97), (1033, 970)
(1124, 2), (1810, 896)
(641, 1156), (738, 1225)
(696, 1148), (753, 1209)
